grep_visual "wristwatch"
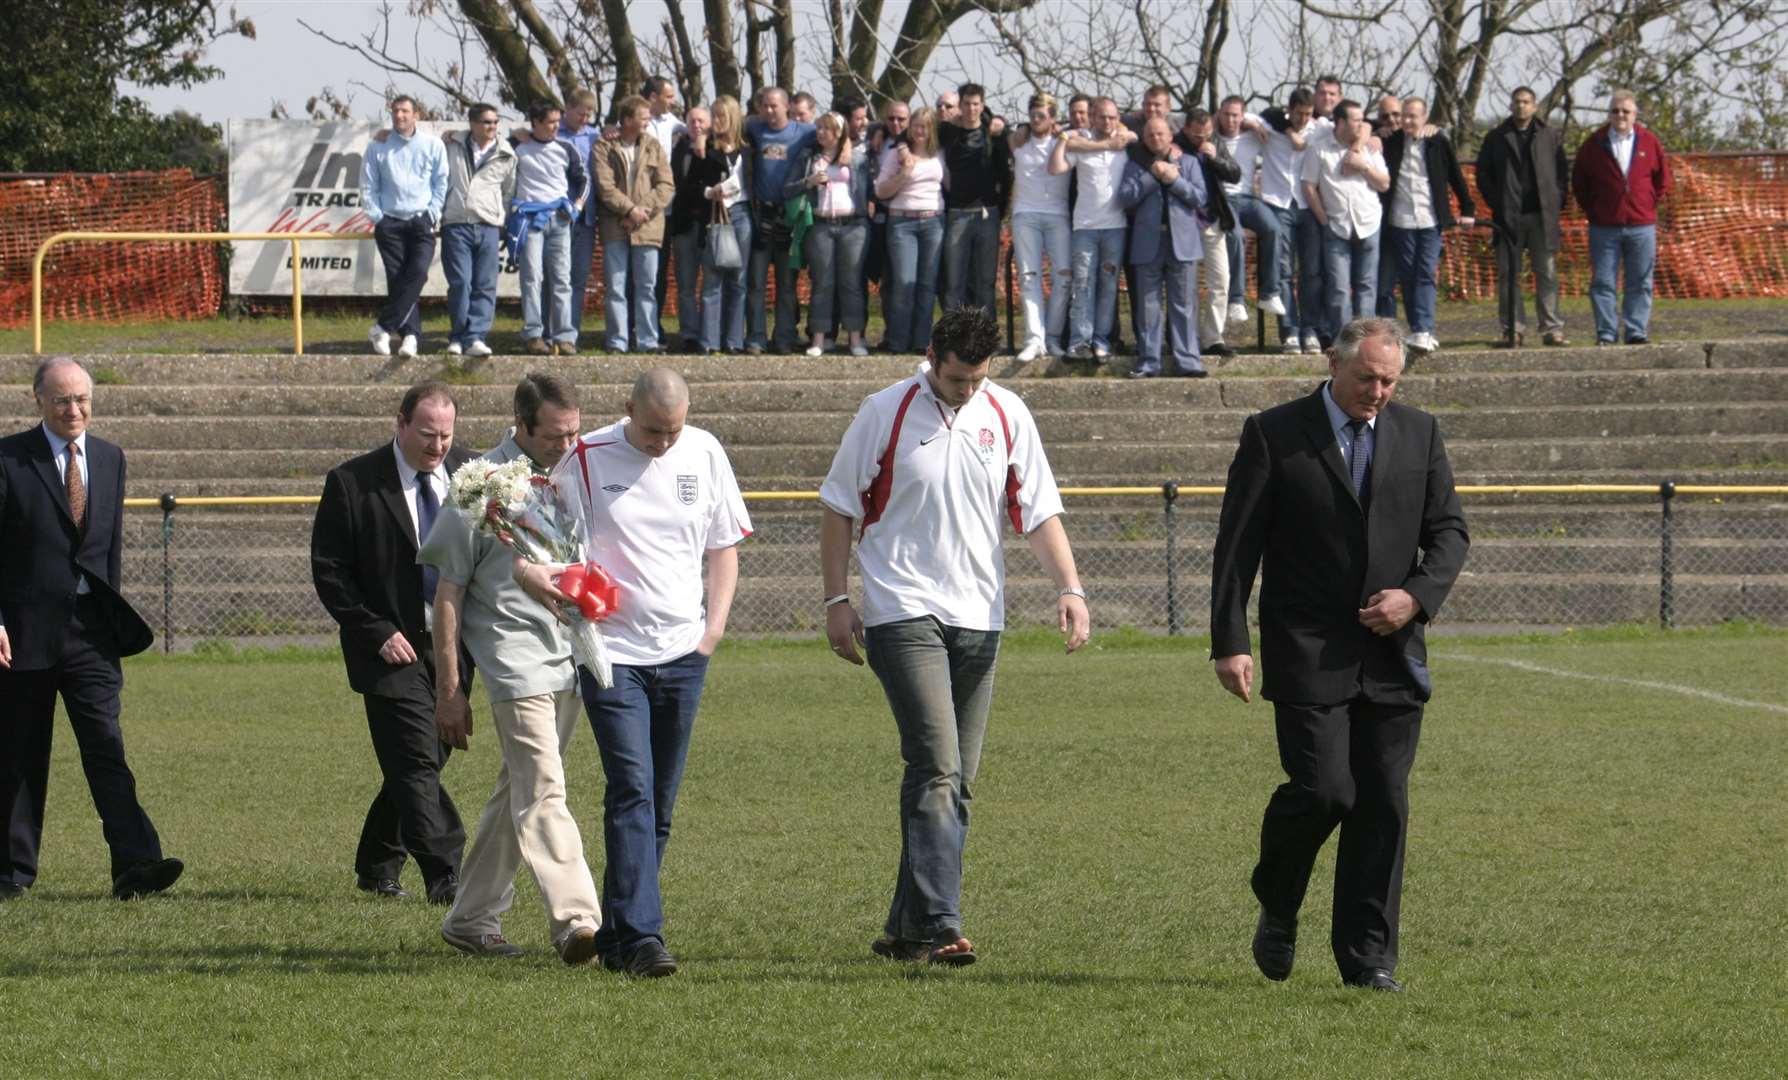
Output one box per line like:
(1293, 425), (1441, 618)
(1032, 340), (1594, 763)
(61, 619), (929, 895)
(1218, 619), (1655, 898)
(1059, 586), (1088, 601)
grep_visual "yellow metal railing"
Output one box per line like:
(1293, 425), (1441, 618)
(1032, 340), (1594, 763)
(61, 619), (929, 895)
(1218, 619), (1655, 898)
(32, 230), (374, 356)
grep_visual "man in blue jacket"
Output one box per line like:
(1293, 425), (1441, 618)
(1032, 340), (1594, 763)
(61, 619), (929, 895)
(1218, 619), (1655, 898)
(1120, 117), (1209, 378)
(360, 95), (449, 358)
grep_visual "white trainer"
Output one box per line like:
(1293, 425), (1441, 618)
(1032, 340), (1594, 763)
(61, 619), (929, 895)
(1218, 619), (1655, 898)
(805, 345), (824, 357)
(398, 335), (419, 358)
(1261, 294), (1287, 317)
(1092, 344), (1111, 360)
(850, 343), (869, 357)
(1015, 342), (1045, 362)
(367, 325), (391, 356)
(1282, 339), (1303, 355)
(1227, 302), (1249, 324)
(444, 342), (463, 356)
(1302, 335), (1323, 355)
(466, 340), (493, 357)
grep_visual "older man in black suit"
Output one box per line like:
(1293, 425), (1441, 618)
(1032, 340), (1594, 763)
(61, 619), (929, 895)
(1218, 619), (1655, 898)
(1209, 317), (1469, 992)
(0, 357), (180, 900)
(312, 381), (474, 905)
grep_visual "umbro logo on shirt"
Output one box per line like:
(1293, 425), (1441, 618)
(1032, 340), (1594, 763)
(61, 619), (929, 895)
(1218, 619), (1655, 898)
(602, 483), (629, 493)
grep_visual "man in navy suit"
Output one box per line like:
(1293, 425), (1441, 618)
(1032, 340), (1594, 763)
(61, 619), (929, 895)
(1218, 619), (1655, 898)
(1119, 116), (1209, 378)
(1209, 318), (1469, 991)
(0, 357), (180, 900)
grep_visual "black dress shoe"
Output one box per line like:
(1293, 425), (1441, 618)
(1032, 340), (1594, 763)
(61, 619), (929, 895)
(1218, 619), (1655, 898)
(1346, 968), (1404, 992)
(1175, 368), (1209, 379)
(356, 875), (409, 899)
(426, 873), (459, 907)
(113, 857), (184, 900)
(620, 938), (680, 978)
(1252, 909), (1297, 981)
(1203, 341), (1236, 357)
(0, 881), (26, 901)
(1625, 336), (1649, 346)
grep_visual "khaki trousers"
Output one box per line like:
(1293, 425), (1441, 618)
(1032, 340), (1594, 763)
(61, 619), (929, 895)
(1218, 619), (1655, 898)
(1197, 218), (1232, 346)
(443, 689), (600, 949)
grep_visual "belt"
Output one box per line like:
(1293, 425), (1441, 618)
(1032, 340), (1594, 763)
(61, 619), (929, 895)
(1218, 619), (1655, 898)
(887, 208), (942, 220)
(815, 212), (865, 222)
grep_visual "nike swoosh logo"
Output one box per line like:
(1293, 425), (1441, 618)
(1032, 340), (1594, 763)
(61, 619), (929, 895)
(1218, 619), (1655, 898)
(919, 433), (945, 446)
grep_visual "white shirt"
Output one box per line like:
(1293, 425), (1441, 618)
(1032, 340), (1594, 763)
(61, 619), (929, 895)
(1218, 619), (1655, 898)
(819, 364), (1065, 632)
(1390, 138), (1436, 230)
(555, 419), (752, 666)
(1302, 132), (1385, 239)
(879, 148), (944, 212)
(1011, 132), (1070, 216)
(41, 424), (92, 595)
(393, 442), (449, 631)
(1066, 138), (1129, 230)
(1218, 131), (1263, 197)
(1609, 128), (1635, 175)
(647, 112), (687, 157)
(1255, 112), (1321, 209)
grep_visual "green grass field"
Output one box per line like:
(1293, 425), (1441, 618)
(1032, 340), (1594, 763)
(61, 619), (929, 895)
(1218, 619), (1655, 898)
(2, 626), (1785, 1078)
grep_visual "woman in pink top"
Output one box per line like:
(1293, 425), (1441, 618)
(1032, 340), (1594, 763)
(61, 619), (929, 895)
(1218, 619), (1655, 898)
(789, 113), (873, 356)
(875, 106), (946, 352)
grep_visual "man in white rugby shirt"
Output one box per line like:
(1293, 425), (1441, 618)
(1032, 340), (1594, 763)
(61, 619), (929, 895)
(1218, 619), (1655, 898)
(818, 307), (1090, 968)
(519, 367), (750, 979)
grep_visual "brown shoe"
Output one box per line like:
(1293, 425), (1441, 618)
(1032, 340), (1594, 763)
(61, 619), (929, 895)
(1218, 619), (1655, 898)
(1543, 332), (1570, 347)
(524, 338), (552, 355)
(554, 341), (578, 356)
(559, 925), (599, 966)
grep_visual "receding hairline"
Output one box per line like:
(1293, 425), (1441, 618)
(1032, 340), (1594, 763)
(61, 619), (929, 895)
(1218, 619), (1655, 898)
(33, 356), (92, 398)
(630, 367), (690, 412)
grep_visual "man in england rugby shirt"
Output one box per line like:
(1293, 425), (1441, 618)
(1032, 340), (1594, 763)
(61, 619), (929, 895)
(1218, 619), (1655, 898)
(817, 307), (1090, 966)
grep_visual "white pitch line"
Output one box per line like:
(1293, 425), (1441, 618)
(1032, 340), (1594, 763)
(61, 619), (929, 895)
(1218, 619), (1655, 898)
(1436, 653), (1788, 716)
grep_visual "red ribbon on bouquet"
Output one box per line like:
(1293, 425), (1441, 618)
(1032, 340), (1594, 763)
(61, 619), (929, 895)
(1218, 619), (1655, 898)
(555, 562), (620, 621)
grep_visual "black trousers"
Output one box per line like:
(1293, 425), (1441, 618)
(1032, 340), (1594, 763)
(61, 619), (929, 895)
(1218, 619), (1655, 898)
(1, 594), (163, 886)
(373, 214), (436, 338)
(355, 657), (464, 884)
(1252, 696), (1423, 978)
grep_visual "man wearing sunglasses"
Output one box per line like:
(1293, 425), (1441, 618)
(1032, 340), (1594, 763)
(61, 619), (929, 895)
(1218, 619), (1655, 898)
(1572, 91), (1672, 346)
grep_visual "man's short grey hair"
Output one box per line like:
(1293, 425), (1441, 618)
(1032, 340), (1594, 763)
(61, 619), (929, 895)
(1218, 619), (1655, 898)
(32, 356), (91, 398)
(630, 367), (689, 411)
(1611, 88), (1638, 108)
(1333, 318), (1406, 369)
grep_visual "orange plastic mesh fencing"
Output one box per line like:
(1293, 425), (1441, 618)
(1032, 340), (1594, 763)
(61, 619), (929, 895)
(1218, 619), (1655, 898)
(0, 171), (228, 328)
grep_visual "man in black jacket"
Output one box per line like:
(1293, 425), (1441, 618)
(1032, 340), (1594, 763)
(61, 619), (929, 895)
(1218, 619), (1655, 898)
(1476, 86), (1570, 347)
(938, 83), (1011, 323)
(1380, 97), (1475, 354)
(0, 358), (179, 901)
(1210, 318), (1469, 992)
(1173, 109), (1242, 356)
(312, 381), (474, 905)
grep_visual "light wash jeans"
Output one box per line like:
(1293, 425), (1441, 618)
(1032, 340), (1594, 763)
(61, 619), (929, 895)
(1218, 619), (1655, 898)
(570, 218), (597, 334)
(603, 240), (662, 352)
(1320, 226), (1380, 336)
(701, 204), (752, 352)
(805, 218), (869, 334)
(1011, 211), (1071, 352)
(441, 222), (501, 348)
(1226, 193), (1283, 304)
(1588, 223), (1656, 343)
(520, 212), (575, 345)
(883, 215), (944, 352)
(1069, 227), (1126, 352)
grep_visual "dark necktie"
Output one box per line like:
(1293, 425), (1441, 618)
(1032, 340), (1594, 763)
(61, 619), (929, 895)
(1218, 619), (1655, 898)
(1346, 419), (1371, 499)
(66, 443), (86, 529)
(416, 473), (439, 605)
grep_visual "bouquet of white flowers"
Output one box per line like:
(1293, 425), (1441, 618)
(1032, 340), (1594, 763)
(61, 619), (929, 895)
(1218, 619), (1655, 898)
(447, 457), (618, 687)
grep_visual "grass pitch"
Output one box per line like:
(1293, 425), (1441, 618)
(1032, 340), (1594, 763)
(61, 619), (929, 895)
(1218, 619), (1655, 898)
(1, 626), (1784, 1078)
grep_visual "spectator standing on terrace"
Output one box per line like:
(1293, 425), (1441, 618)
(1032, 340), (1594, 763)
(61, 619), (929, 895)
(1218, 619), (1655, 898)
(510, 101), (586, 356)
(864, 100), (907, 323)
(561, 89), (603, 339)
(1006, 92), (1073, 361)
(1215, 95), (1286, 339)
(791, 91), (819, 125)
(1247, 88), (1324, 353)
(1572, 90), (1672, 346)
(1302, 101), (1389, 335)
(743, 88), (816, 354)
(1172, 108), (1238, 358)
(1476, 87), (1570, 348)
(1380, 97), (1474, 355)
(936, 90), (960, 124)
(876, 106), (947, 353)
(789, 111), (872, 357)
(1120, 116), (1210, 378)
(690, 95), (752, 354)
(594, 95), (674, 355)
(440, 102), (516, 358)
(938, 83), (1011, 324)
(1052, 97), (1136, 363)
(667, 106), (714, 353)
(642, 76), (688, 348)
(361, 95), (448, 359)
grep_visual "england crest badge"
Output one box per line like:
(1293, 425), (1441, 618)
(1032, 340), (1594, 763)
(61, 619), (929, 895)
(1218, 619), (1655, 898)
(677, 474), (699, 506)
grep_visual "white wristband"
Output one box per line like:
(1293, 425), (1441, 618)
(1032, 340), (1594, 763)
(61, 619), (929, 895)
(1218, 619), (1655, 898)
(823, 593), (851, 608)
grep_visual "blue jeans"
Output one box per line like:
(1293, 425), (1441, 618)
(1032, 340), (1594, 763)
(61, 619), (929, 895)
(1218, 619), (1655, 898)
(883, 214), (944, 352)
(441, 222), (501, 347)
(1069, 227), (1126, 351)
(520, 213), (575, 345)
(1588, 224), (1656, 342)
(1226, 194), (1283, 304)
(1321, 227), (1380, 335)
(942, 207), (1001, 321)
(805, 217), (869, 334)
(1374, 226), (1401, 319)
(748, 205), (800, 351)
(865, 617), (1001, 944)
(603, 240), (662, 352)
(1274, 205), (1324, 341)
(1388, 225), (1443, 334)
(570, 219), (597, 334)
(670, 225), (705, 347)
(701, 205), (752, 352)
(580, 650), (711, 957)
(1011, 212), (1071, 352)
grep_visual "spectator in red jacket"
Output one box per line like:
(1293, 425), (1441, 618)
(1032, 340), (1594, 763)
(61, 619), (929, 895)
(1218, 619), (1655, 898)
(1571, 90), (1671, 345)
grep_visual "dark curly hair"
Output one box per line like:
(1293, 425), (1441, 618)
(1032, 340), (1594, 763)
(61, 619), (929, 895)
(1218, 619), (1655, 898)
(929, 307), (1002, 367)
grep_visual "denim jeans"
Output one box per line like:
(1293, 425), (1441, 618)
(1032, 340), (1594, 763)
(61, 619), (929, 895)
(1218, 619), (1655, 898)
(1374, 227), (1401, 319)
(1291, 207), (1326, 341)
(865, 617), (1001, 944)
(1011, 212), (1071, 352)
(670, 225), (705, 347)
(883, 215), (944, 352)
(1321, 226), (1380, 335)
(441, 221), (501, 347)
(520, 212), (575, 345)
(570, 219), (597, 334)
(579, 650), (711, 957)
(748, 205), (800, 351)
(603, 240), (662, 352)
(805, 217), (869, 334)
(701, 204), (752, 352)
(942, 207), (1002, 320)
(372, 213), (435, 338)
(1069, 227), (1126, 351)
(1388, 225), (1443, 334)
(1226, 193), (1283, 304)
(1588, 223), (1656, 343)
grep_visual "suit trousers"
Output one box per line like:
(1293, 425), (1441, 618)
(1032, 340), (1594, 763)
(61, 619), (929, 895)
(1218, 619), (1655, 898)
(357, 658), (466, 885)
(372, 214), (435, 338)
(1, 595), (163, 885)
(1132, 256), (1204, 376)
(1494, 211), (1563, 337)
(443, 689), (600, 950)
(1253, 696), (1422, 978)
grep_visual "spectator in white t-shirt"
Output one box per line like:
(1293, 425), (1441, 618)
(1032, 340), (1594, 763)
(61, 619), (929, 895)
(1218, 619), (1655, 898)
(1215, 95), (1285, 331)
(1006, 92), (1073, 362)
(1051, 96), (1137, 362)
(1302, 100), (1390, 335)
(1245, 87), (1325, 353)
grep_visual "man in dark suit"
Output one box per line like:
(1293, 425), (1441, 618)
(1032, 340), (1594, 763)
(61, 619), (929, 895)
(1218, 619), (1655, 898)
(312, 381), (474, 905)
(1209, 317), (1469, 992)
(0, 357), (181, 901)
